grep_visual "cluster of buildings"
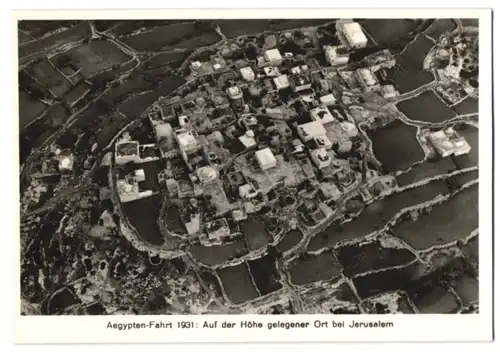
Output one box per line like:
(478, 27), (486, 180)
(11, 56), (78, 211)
(424, 127), (472, 157)
(114, 133), (163, 203)
(111, 20), (395, 245)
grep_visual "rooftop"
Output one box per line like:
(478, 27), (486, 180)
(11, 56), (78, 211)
(255, 147), (277, 171)
(297, 120), (327, 140)
(341, 22), (368, 46)
(310, 106), (335, 124)
(265, 48), (282, 62)
(116, 140), (139, 157)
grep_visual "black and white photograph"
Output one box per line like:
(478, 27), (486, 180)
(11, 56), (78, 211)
(17, 14), (484, 322)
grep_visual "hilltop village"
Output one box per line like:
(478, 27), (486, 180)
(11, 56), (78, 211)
(20, 19), (479, 315)
(109, 20), (474, 253)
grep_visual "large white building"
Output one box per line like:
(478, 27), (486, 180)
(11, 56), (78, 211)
(273, 74), (290, 90)
(297, 121), (327, 142)
(238, 130), (257, 149)
(226, 86), (243, 100)
(427, 128), (471, 157)
(264, 48), (283, 66)
(340, 22), (368, 49)
(175, 130), (199, 155)
(319, 93), (336, 106)
(324, 45), (350, 66)
(355, 68), (380, 92)
(255, 147), (277, 171)
(240, 66), (255, 82)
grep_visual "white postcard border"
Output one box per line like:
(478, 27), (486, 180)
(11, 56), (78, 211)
(12, 8), (493, 344)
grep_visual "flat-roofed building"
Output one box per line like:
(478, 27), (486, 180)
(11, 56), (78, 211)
(206, 218), (231, 241)
(310, 148), (332, 169)
(340, 22), (368, 49)
(314, 135), (333, 150)
(292, 75), (312, 92)
(427, 130), (455, 157)
(340, 121), (358, 138)
(134, 169), (146, 182)
(319, 93), (337, 106)
(239, 183), (259, 199)
(264, 48), (283, 66)
(273, 74), (290, 90)
(175, 130), (199, 155)
(239, 130), (257, 149)
(240, 66), (256, 82)
(255, 147), (277, 171)
(226, 86), (243, 100)
(297, 121), (327, 142)
(319, 181), (342, 201)
(310, 105), (336, 125)
(324, 45), (350, 66)
(115, 140), (140, 165)
(58, 152), (74, 172)
(355, 68), (380, 92)
(380, 84), (399, 98)
(264, 66), (281, 77)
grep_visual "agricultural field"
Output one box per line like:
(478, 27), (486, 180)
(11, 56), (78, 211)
(397, 90), (456, 123)
(27, 58), (73, 97)
(449, 272), (479, 305)
(460, 19), (479, 27)
(452, 96), (478, 115)
(352, 262), (421, 299)
(299, 281), (359, 313)
(391, 183), (478, 250)
(241, 217), (272, 251)
(411, 285), (460, 313)
(460, 235), (479, 272)
(334, 237), (416, 277)
(288, 251), (343, 286)
(52, 40), (132, 79)
(18, 20), (82, 39)
(367, 120), (424, 173)
(18, 90), (49, 129)
(217, 263), (260, 305)
(360, 18), (421, 46)
(122, 195), (165, 246)
(452, 123), (478, 168)
(425, 19), (457, 41)
(277, 229), (304, 253)
(164, 205), (186, 235)
(307, 178), (449, 251)
(217, 20), (271, 38)
(140, 51), (193, 71)
(362, 291), (416, 313)
(396, 157), (457, 187)
(387, 60), (435, 93)
(122, 22), (212, 52)
(63, 81), (92, 107)
(19, 22), (91, 65)
(399, 34), (435, 71)
(189, 240), (248, 266)
(248, 255), (282, 295)
(18, 30), (33, 44)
